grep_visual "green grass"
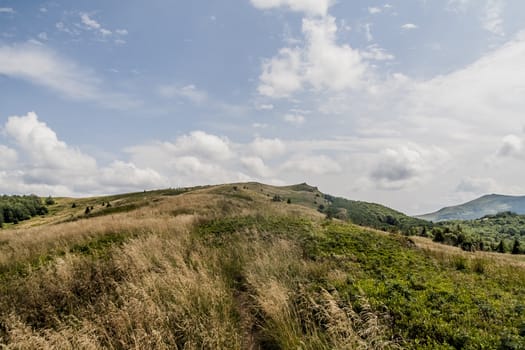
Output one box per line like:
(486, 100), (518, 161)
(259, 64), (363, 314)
(309, 223), (525, 349)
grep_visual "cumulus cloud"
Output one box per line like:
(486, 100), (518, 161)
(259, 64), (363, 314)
(0, 43), (137, 109)
(258, 16), (367, 97)
(250, 0), (332, 16)
(370, 146), (448, 190)
(1, 112), (166, 195)
(0, 145), (17, 169)
(5, 112), (97, 171)
(258, 48), (303, 97)
(368, 7), (382, 14)
(170, 131), (233, 160)
(241, 156), (272, 177)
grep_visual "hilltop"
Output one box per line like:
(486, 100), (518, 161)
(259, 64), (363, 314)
(0, 183), (524, 349)
(416, 193), (525, 222)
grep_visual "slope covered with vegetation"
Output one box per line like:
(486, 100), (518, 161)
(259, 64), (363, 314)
(430, 211), (525, 254)
(321, 194), (431, 234)
(0, 183), (524, 349)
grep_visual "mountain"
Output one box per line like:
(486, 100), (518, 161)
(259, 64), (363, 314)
(416, 194), (525, 222)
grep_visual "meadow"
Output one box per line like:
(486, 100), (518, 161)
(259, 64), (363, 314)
(0, 183), (524, 349)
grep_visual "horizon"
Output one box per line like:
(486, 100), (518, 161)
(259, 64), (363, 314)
(1, 0), (525, 215)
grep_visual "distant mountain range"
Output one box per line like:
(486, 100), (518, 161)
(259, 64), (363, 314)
(416, 194), (525, 222)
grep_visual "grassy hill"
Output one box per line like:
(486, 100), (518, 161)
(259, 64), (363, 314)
(0, 183), (524, 349)
(417, 194), (525, 222)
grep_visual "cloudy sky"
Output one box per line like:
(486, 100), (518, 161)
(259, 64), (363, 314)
(1, 0), (525, 214)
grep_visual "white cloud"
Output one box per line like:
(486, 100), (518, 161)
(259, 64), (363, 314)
(303, 17), (366, 90)
(482, 0), (504, 36)
(283, 114), (305, 125)
(251, 137), (286, 159)
(258, 48), (303, 97)
(0, 43), (136, 109)
(362, 44), (395, 61)
(37, 32), (48, 41)
(0, 7), (14, 14)
(0, 145), (17, 169)
(80, 13), (101, 30)
(368, 7), (382, 14)
(5, 112), (97, 171)
(1, 112), (165, 195)
(258, 16), (368, 97)
(241, 156), (272, 177)
(99, 161), (167, 190)
(370, 146), (448, 190)
(250, 0), (332, 16)
(100, 28), (112, 36)
(158, 84), (208, 104)
(447, 0), (505, 36)
(79, 13), (126, 39)
(401, 23), (418, 30)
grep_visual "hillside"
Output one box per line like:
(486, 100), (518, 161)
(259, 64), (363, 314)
(431, 211), (525, 253)
(416, 194), (525, 222)
(0, 183), (524, 349)
(322, 194), (431, 234)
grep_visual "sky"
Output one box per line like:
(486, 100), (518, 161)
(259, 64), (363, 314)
(1, 0), (525, 215)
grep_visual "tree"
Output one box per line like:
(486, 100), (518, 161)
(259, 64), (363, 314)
(287, 198), (291, 204)
(496, 240), (506, 253)
(45, 196), (55, 205)
(433, 229), (445, 243)
(85, 206), (91, 215)
(512, 239), (521, 254)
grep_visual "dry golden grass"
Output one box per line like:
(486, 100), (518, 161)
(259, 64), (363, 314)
(411, 235), (525, 268)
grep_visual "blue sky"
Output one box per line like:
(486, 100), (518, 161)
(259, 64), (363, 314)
(1, 0), (525, 214)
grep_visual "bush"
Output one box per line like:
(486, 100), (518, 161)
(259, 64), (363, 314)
(45, 196), (55, 205)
